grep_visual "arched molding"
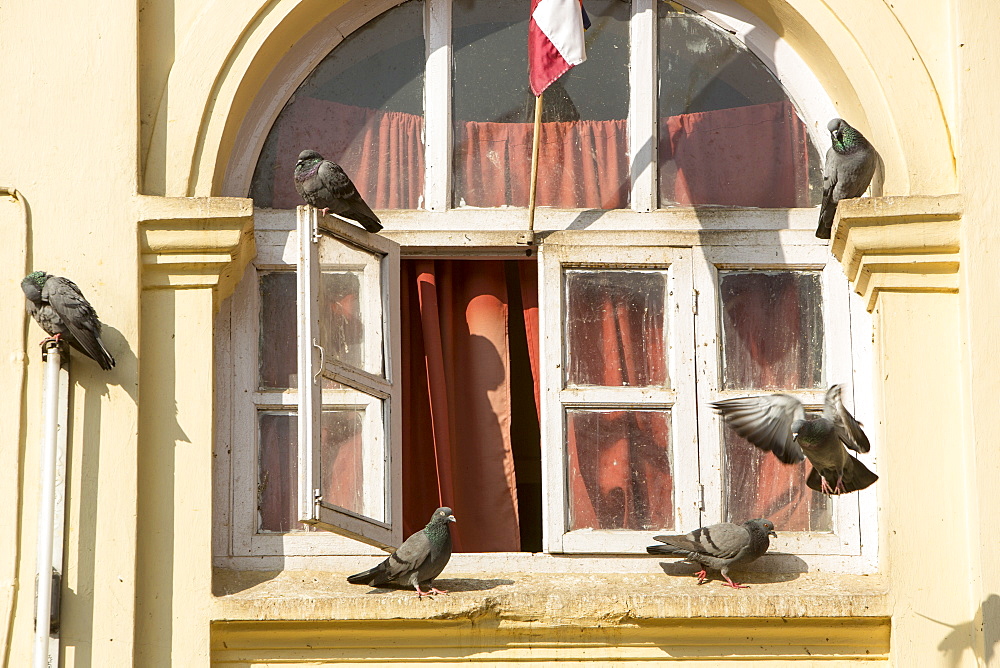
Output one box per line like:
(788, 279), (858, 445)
(143, 0), (956, 203)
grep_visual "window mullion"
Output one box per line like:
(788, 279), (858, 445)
(629, 0), (657, 212)
(424, 0), (452, 211)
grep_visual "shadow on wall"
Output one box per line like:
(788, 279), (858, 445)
(59, 324), (138, 668)
(919, 594), (1000, 668)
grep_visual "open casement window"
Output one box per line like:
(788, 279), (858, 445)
(693, 244), (866, 557)
(295, 206), (402, 549)
(538, 244), (699, 553)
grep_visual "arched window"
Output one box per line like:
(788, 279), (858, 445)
(217, 0), (875, 572)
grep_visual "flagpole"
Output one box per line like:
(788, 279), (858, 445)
(519, 92), (544, 246)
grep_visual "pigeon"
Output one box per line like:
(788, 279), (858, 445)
(21, 271), (115, 370)
(347, 507), (455, 597)
(647, 519), (777, 589)
(816, 118), (878, 239)
(293, 149), (383, 233)
(712, 385), (877, 495)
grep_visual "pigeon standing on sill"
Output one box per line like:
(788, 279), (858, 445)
(21, 271), (116, 371)
(647, 519), (777, 589)
(816, 118), (878, 240)
(347, 507), (455, 597)
(712, 384), (877, 495)
(293, 149), (383, 233)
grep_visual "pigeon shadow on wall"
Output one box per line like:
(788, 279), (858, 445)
(362, 577), (515, 595)
(918, 593), (1000, 668)
(60, 323), (138, 668)
(655, 551), (807, 585)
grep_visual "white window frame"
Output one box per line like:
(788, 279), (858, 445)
(296, 206), (402, 549)
(538, 244), (700, 553)
(214, 0), (879, 573)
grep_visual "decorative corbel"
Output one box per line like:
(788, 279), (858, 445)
(137, 196), (255, 302)
(829, 194), (962, 311)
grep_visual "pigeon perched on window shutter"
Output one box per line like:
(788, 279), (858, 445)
(647, 519), (777, 589)
(293, 149), (383, 233)
(347, 507), (455, 597)
(712, 384), (877, 495)
(21, 271), (115, 370)
(816, 118), (878, 239)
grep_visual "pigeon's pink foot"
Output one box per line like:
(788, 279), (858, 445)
(414, 585), (436, 598)
(319, 208), (330, 217)
(428, 587), (449, 595)
(39, 333), (62, 347)
(722, 575), (749, 589)
(694, 569), (709, 585)
(820, 477), (834, 495)
(834, 475), (847, 494)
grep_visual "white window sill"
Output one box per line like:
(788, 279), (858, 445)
(212, 568), (888, 623)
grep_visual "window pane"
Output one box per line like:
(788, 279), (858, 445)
(719, 270), (824, 390)
(565, 270), (669, 387)
(724, 422), (832, 532)
(250, 1), (425, 209)
(259, 271), (296, 389)
(657, 5), (821, 207)
(258, 409), (368, 532)
(567, 409), (673, 531)
(259, 270), (347, 390)
(452, 0), (630, 208)
(318, 270), (365, 371)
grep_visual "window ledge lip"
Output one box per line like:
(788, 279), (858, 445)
(212, 568), (889, 624)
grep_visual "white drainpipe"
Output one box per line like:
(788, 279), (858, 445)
(33, 342), (65, 668)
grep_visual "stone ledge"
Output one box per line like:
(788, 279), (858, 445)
(830, 194), (962, 311)
(212, 569), (889, 624)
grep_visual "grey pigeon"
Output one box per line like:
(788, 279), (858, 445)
(712, 385), (877, 495)
(21, 271), (115, 370)
(816, 118), (878, 239)
(647, 519), (777, 589)
(293, 149), (383, 233)
(347, 507), (455, 597)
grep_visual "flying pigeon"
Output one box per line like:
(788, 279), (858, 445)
(816, 118), (878, 239)
(647, 519), (777, 589)
(21, 271), (115, 370)
(347, 507), (455, 597)
(712, 384), (877, 495)
(293, 149), (383, 233)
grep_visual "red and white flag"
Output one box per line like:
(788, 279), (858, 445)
(528, 0), (589, 97)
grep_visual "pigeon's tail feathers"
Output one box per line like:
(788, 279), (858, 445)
(646, 534), (699, 556)
(807, 458), (878, 494)
(816, 199), (836, 239)
(348, 202), (383, 233)
(94, 340), (116, 370)
(347, 564), (386, 586)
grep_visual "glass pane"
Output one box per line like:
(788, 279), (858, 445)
(258, 409), (369, 532)
(250, 1), (425, 209)
(657, 4), (821, 207)
(724, 420), (832, 532)
(318, 270), (365, 371)
(452, 0), (630, 208)
(259, 270), (347, 390)
(259, 271), (296, 389)
(317, 231), (384, 377)
(719, 270), (824, 390)
(565, 270), (669, 387)
(567, 410), (673, 531)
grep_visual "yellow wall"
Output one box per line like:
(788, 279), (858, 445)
(0, 0), (996, 666)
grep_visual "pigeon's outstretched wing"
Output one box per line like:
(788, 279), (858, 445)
(43, 276), (115, 370)
(823, 384), (871, 453)
(711, 394), (806, 464)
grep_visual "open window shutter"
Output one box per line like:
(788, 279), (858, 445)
(296, 206), (401, 549)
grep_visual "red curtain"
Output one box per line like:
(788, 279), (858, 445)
(401, 260), (538, 552)
(271, 97), (424, 210)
